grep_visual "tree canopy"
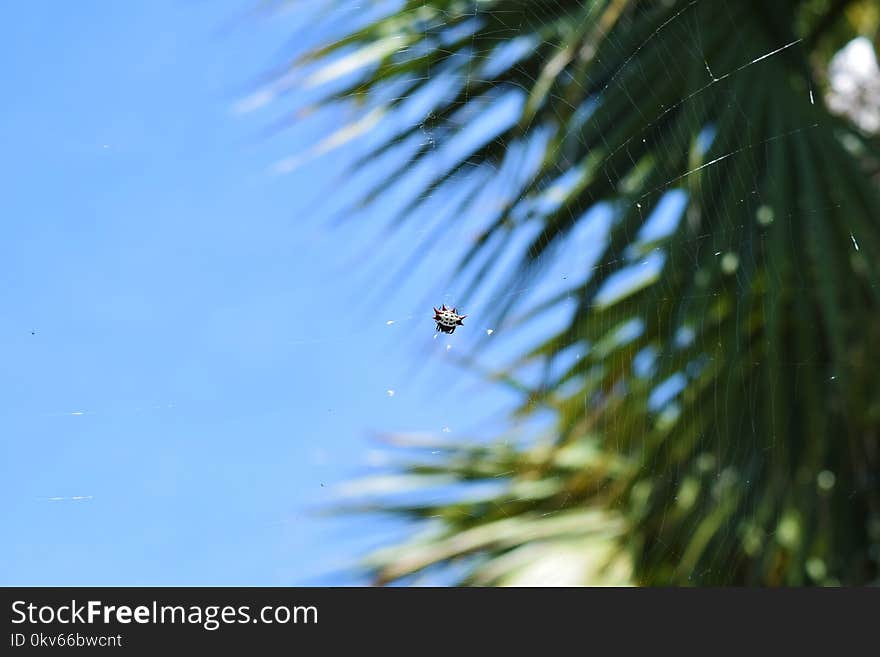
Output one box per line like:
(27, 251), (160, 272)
(272, 0), (880, 585)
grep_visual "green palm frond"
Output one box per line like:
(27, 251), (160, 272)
(273, 0), (880, 584)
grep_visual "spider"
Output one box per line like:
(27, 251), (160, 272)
(433, 304), (466, 334)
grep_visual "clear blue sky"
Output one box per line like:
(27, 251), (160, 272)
(0, 0), (534, 585)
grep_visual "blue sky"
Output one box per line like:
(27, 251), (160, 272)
(0, 0), (534, 586)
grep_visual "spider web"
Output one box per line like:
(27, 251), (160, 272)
(241, 0), (876, 585)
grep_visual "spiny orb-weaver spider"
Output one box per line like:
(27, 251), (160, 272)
(433, 304), (466, 334)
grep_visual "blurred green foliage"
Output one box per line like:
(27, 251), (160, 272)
(279, 0), (880, 585)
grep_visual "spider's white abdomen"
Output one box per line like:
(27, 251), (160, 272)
(432, 304), (466, 334)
